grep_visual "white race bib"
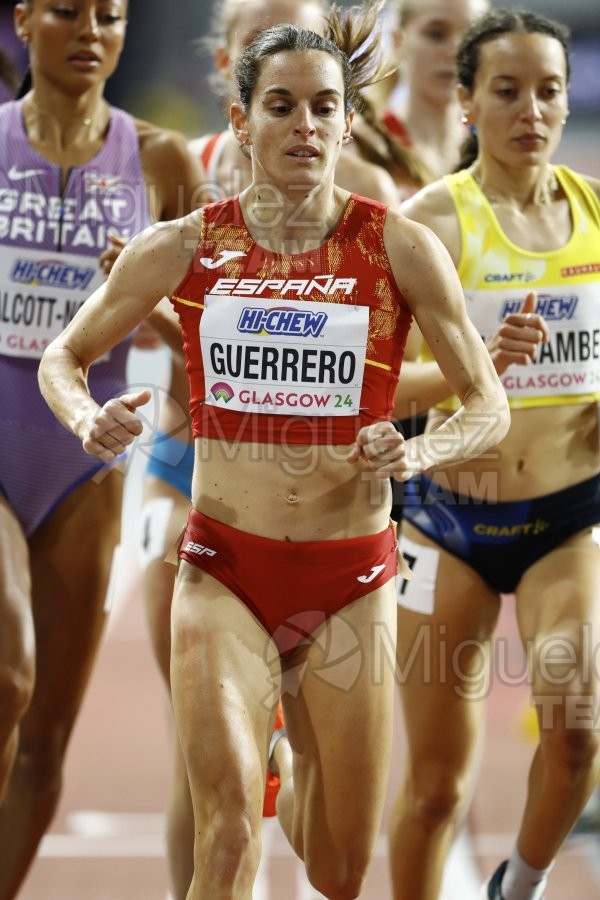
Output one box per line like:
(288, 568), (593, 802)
(0, 244), (105, 359)
(465, 284), (600, 402)
(200, 294), (369, 416)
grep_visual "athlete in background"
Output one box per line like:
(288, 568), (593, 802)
(383, 0), (489, 180)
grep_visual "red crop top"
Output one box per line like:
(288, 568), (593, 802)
(170, 194), (412, 445)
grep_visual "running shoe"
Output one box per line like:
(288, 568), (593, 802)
(263, 701), (285, 817)
(481, 860), (508, 899)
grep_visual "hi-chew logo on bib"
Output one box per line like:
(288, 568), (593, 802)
(11, 257), (96, 291)
(0, 245), (104, 359)
(237, 306), (328, 338)
(201, 294), (369, 416)
(465, 285), (600, 400)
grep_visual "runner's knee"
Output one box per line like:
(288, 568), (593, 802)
(405, 762), (469, 828)
(14, 722), (73, 794)
(0, 613), (35, 731)
(194, 805), (260, 890)
(306, 848), (370, 900)
(540, 722), (600, 776)
(0, 664), (33, 735)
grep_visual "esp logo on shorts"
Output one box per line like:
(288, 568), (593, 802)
(183, 541), (217, 557)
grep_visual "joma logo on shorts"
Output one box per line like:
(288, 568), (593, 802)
(184, 541), (217, 557)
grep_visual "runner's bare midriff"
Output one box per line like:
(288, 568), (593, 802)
(191, 436), (392, 540)
(426, 402), (599, 501)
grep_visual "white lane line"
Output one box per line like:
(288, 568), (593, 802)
(39, 834), (166, 858)
(39, 812), (599, 874)
(65, 810), (164, 836)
